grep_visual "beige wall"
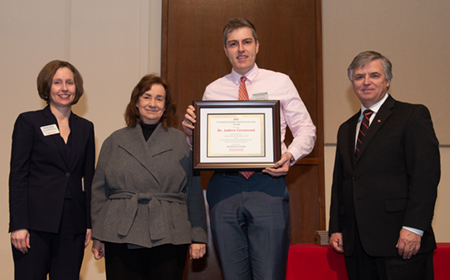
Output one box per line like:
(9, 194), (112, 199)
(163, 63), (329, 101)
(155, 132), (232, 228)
(322, 0), (450, 145)
(0, 0), (448, 279)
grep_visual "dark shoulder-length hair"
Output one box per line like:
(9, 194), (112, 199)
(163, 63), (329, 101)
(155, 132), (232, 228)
(124, 74), (176, 130)
(37, 60), (84, 105)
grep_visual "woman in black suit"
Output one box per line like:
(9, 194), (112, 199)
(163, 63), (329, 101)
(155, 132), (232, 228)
(9, 60), (95, 280)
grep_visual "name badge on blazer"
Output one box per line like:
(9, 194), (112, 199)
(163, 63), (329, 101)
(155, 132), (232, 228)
(40, 124), (60, 136)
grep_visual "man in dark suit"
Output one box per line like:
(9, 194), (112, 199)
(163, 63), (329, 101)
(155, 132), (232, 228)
(329, 51), (440, 280)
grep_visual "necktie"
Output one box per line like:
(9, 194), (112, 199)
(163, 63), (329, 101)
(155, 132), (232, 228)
(239, 76), (250, 100)
(238, 76), (254, 179)
(355, 109), (374, 159)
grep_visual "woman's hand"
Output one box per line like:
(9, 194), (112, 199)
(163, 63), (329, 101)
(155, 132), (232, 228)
(84, 229), (92, 248)
(11, 229), (30, 254)
(91, 239), (105, 260)
(189, 243), (206, 259)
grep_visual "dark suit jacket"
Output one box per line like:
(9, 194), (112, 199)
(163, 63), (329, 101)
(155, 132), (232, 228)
(329, 95), (440, 257)
(9, 105), (95, 234)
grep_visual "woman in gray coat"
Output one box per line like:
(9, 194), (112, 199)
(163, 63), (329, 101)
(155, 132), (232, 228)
(91, 75), (207, 280)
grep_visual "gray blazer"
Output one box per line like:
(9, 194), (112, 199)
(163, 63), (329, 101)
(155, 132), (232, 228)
(91, 123), (207, 248)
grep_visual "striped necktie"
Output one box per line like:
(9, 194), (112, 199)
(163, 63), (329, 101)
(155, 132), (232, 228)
(355, 109), (374, 159)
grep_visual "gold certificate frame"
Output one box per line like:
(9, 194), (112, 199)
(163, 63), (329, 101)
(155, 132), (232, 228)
(193, 100), (281, 170)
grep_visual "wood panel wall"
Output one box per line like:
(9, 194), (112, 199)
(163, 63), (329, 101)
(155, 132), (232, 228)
(161, 0), (324, 278)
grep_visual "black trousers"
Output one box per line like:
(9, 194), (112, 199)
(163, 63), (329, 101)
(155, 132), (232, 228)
(345, 228), (434, 280)
(12, 199), (85, 280)
(104, 243), (189, 280)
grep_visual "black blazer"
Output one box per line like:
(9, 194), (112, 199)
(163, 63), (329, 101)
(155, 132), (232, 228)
(9, 105), (95, 234)
(329, 96), (440, 257)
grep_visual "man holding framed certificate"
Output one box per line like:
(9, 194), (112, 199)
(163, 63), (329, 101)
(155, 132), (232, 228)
(182, 18), (316, 280)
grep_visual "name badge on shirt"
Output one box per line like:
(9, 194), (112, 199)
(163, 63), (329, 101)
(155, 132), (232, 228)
(40, 124), (60, 136)
(251, 92), (268, 100)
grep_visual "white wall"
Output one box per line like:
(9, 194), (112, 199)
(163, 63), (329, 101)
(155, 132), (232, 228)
(0, 0), (448, 279)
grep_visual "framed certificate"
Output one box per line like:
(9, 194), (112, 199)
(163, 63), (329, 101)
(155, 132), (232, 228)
(192, 100), (281, 169)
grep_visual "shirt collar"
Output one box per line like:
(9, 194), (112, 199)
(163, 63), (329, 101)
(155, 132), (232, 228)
(231, 64), (259, 84)
(360, 93), (389, 119)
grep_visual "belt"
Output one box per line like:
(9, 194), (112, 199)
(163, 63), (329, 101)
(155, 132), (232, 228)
(216, 171), (262, 177)
(108, 190), (186, 240)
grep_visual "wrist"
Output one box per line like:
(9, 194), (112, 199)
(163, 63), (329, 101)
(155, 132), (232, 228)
(289, 155), (295, 163)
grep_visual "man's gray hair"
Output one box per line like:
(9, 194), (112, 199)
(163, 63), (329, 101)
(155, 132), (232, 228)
(347, 51), (393, 83)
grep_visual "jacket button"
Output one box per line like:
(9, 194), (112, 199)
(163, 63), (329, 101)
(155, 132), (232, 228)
(66, 172), (70, 177)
